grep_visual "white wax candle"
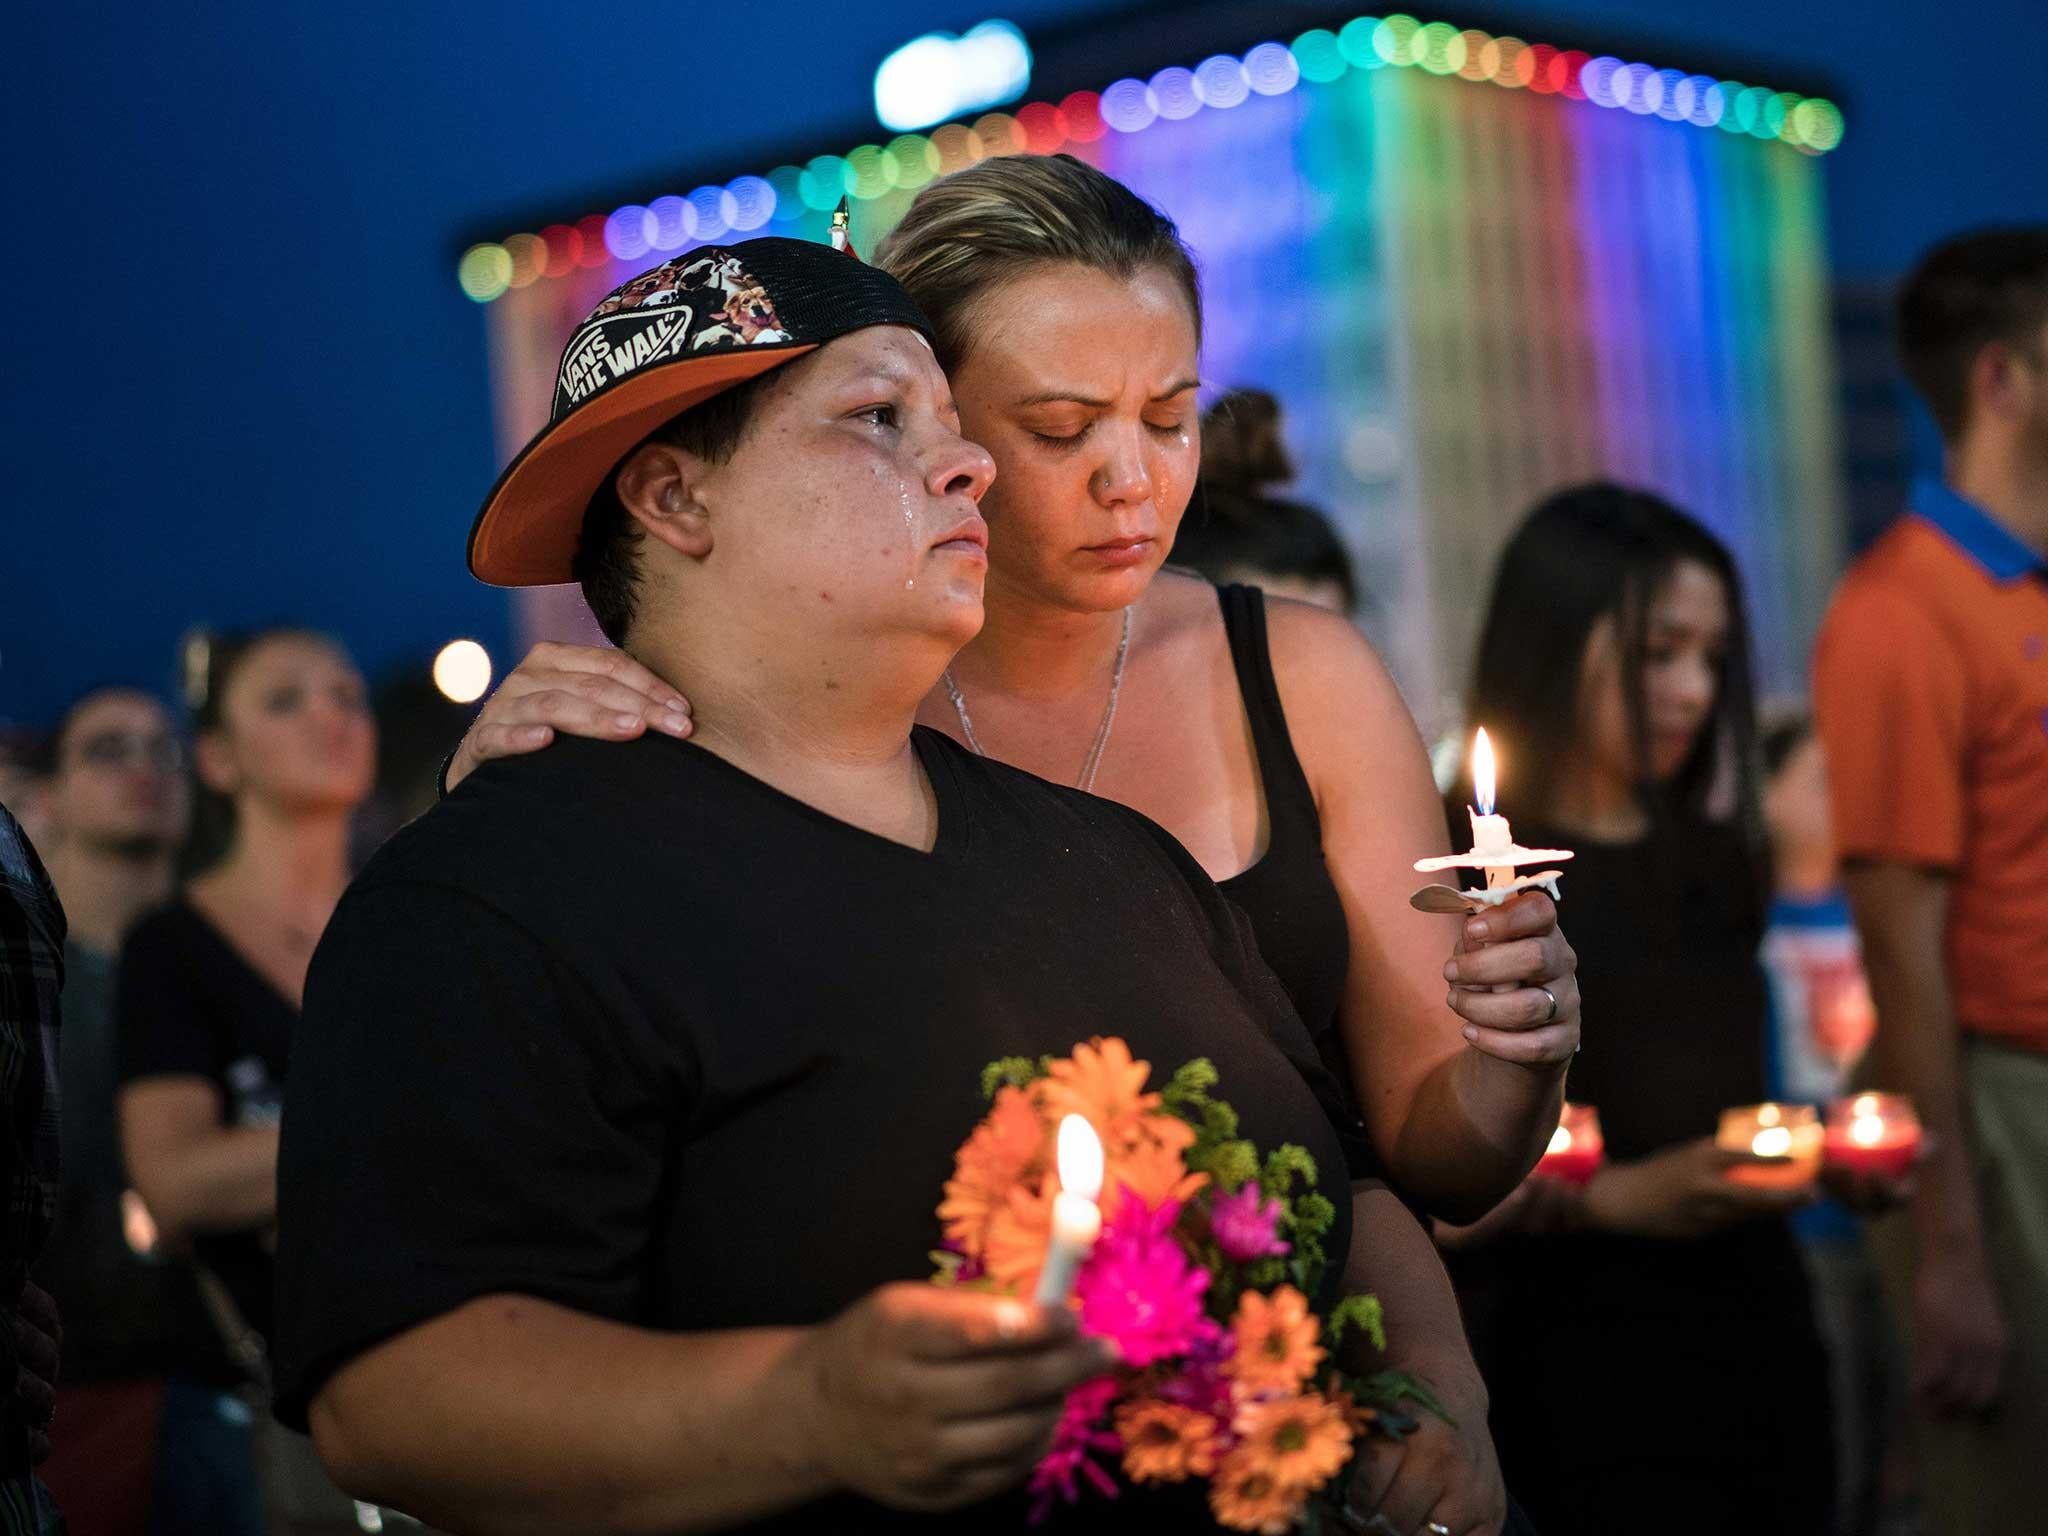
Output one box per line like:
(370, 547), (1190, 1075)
(1033, 1115), (1105, 1306)
(1469, 808), (1513, 855)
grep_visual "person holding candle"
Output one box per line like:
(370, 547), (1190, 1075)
(1436, 484), (1836, 1536)
(446, 154), (1581, 1533)
(271, 239), (1408, 1533)
(1811, 227), (2048, 1536)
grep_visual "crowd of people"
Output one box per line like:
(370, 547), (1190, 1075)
(0, 150), (2040, 1536)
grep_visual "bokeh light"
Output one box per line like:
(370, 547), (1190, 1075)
(1195, 55), (1249, 110)
(1292, 29), (1347, 84)
(1100, 77), (1155, 133)
(457, 244), (511, 303)
(1242, 42), (1300, 94)
(433, 640), (493, 704)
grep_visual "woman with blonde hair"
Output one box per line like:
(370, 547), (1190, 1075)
(453, 154), (1579, 1535)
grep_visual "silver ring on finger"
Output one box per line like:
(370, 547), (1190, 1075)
(1536, 985), (1558, 1024)
(1425, 1523), (1453, 1536)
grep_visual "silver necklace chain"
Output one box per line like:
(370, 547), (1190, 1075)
(943, 606), (1133, 793)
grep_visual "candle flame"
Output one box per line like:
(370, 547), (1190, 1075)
(1547, 1124), (1573, 1155)
(1752, 1125), (1793, 1157)
(1472, 728), (1497, 816)
(1851, 1115), (1884, 1147)
(1757, 1103), (1783, 1127)
(1056, 1114), (1104, 1203)
(1852, 1093), (1879, 1117)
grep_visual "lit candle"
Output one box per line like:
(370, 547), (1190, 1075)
(1534, 1102), (1605, 1186)
(1823, 1092), (1921, 1180)
(1411, 726), (1572, 912)
(1033, 1115), (1105, 1305)
(1468, 729), (1514, 890)
(1716, 1102), (1823, 1188)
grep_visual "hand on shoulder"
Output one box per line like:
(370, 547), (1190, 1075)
(445, 642), (694, 793)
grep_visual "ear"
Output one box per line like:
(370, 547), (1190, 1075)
(616, 443), (715, 560)
(193, 733), (239, 796)
(1970, 339), (2031, 426)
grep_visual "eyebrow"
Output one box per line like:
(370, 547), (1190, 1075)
(1012, 376), (1201, 409)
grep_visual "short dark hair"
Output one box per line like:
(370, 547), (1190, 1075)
(1897, 227), (2048, 441)
(574, 369), (779, 645)
(48, 683), (166, 771)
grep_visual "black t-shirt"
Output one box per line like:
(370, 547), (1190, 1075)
(118, 900), (293, 1346)
(274, 728), (1356, 1532)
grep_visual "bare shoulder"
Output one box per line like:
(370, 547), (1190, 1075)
(1261, 595), (1430, 789)
(1139, 565), (1229, 646)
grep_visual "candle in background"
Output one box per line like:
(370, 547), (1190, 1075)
(1034, 1114), (1105, 1305)
(1823, 1092), (1921, 1180)
(1534, 1102), (1605, 1186)
(1716, 1102), (1823, 1188)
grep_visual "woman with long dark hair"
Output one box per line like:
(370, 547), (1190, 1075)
(1441, 483), (1835, 1534)
(115, 627), (376, 1533)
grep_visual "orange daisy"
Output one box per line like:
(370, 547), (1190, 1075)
(1038, 1037), (1160, 1146)
(980, 1173), (1056, 1296)
(1104, 1115), (1207, 1216)
(937, 1085), (1050, 1258)
(1208, 1447), (1308, 1534)
(1115, 1399), (1221, 1484)
(1231, 1392), (1355, 1494)
(1226, 1286), (1325, 1393)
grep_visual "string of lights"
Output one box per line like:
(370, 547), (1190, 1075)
(456, 10), (1846, 303)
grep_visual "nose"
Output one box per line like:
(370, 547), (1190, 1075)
(1090, 424), (1153, 509)
(925, 426), (996, 504)
(1669, 654), (1717, 716)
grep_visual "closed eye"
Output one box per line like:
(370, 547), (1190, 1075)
(1030, 424), (1090, 448)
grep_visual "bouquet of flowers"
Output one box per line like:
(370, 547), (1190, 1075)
(933, 1036), (1441, 1533)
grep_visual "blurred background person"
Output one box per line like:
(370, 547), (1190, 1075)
(30, 686), (253, 1535)
(116, 629), (375, 1535)
(1813, 225), (2048, 1535)
(1440, 483), (1836, 1536)
(1759, 710), (1912, 1536)
(1172, 388), (1360, 616)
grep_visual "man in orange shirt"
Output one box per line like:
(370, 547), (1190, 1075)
(1813, 227), (2048, 1534)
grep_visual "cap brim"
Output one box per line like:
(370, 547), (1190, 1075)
(467, 341), (819, 587)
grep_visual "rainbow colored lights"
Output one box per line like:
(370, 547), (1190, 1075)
(456, 10), (1844, 302)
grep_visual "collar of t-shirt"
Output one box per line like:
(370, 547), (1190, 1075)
(1912, 474), (2047, 582)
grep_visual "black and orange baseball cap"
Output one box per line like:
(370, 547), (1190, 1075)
(468, 236), (933, 587)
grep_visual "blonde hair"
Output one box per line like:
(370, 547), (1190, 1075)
(873, 153), (1201, 370)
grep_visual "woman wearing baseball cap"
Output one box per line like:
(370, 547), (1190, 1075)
(276, 237), (1402, 1533)
(455, 156), (1574, 1535)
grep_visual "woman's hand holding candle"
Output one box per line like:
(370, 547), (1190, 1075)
(794, 1283), (1118, 1512)
(1578, 1137), (1817, 1240)
(1441, 892), (1582, 1068)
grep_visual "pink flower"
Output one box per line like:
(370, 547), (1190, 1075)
(1028, 1375), (1122, 1523)
(1209, 1181), (1290, 1263)
(1075, 1198), (1212, 1368)
(1157, 1317), (1237, 1422)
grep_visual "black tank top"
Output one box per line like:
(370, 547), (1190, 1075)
(1212, 585), (1359, 1104)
